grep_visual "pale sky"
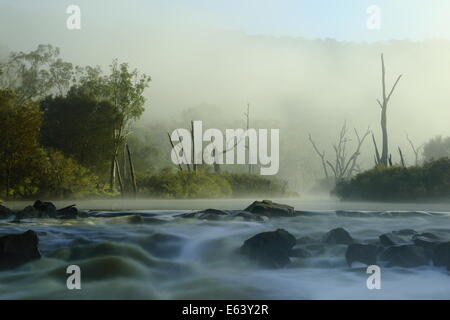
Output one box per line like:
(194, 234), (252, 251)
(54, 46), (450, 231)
(1, 0), (450, 43)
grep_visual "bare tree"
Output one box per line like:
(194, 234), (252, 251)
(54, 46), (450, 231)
(376, 54), (403, 166)
(406, 134), (423, 166)
(309, 122), (371, 186)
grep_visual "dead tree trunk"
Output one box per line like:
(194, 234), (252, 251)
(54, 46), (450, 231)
(167, 132), (184, 172)
(377, 54), (403, 166)
(398, 147), (406, 168)
(126, 144), (137, 197)
(191, 120), (197, 172)
(372, 133), (381, 165)
(114, 157), (124, 196)
(309, 123), (370, 186)
(109, 155), (116, 192)
(407, 135), (422, 166)
(245, 103), (252, 174)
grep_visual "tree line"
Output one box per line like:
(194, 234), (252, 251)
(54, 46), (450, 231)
(0, 44), (150, 199)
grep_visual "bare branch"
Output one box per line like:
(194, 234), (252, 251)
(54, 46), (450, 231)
(387, 74), (403, 102)
(308, 133), (330, 182)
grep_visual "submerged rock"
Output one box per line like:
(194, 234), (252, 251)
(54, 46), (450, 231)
(296, 236), (316, 245)
(180, 209), (229, 220)
(322, 228), (354, 245)
(180, 208), (265, 222)
(33, 200), (57, 217)
(232, 211), (268, 222)
(0, 204), (12, 219)
(15, 205), (40, 220)
(14, 200), (57, 220)
(244, 200), (294, 218)
(56, 205), (79, 219)
(290, 247), (312, 258)
(379, 245), (429, 268)
(379, 232), (409, 246)
(432, 242), (450, 269)
(336, 211), (374, 218)
(345, 244), (381, 267)
(240, 228), (296, 268)
(0, 230), (41, 269)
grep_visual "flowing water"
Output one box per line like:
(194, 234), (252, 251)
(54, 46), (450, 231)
(1, 198), (450, 300)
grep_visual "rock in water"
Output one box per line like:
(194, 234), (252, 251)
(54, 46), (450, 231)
(0, 230), (41, 269)
(56, 205), (79, 219)
(244, 200), (294, 217)
(432, 242), (450, 269)
(0, 204), (12, 219)
(179, 209), (230, 220)
(379, 232), (410, 246)
(379, 245), (429, 268)
(33, 200), (57, 218)
(322, 228), (354, 245)
(240, 229), (296, 268)
(345, 244), (381, 267)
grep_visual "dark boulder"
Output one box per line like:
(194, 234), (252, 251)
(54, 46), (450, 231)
(432, 242), (450, 268)
(345, 244), (381, 267)
(322, 228), (354, 245)
(412, 233), (440, 252)
(232, 211), (267, 222)
(14, 205), (40, 220)
(56, 205), (79, 219)
(296, 236), (316, 245)
(394, 229), (418, 236)
(413, 237), (437, 252)
(244, 200), (294, 218)
(180, 209), (229, 220)
(290, 247), (312, 258)
(240, 228), (296, 268)
(0, 230), (41, 269)
(379, 232), (409, 246)
(0, 204), (12, 219)
(379, 245), (429, 268)
(33, 200), (57, 218)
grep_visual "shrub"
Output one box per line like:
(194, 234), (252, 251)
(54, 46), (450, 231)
(334, 158), (450, 201)
(139, 168), (292, 199)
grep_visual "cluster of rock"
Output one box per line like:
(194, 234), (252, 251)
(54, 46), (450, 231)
(240, 226), (450, 271)
(179, 200), (295, 222)
(0, 200), (86, 221)
(0, 201), (88, 269)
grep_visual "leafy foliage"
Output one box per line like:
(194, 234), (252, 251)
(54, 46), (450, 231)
(40, 89), (117, 179)
(0, 89), (42, 197)
(140, 168), (291, 199)
(423, 136), (450, 162)
(0, 44), (74, 102)
(334, 158), (450, 201)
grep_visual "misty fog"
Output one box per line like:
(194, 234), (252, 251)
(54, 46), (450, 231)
(2, 1), (450, 193)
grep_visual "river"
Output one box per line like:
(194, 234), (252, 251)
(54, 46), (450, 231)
(0, 197), (449, 300)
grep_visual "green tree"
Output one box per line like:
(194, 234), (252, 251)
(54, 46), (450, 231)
(76, 60), (151, 191)
(40, 88), (117, 180)
(0, 44), (74, 103)
(423, 136), (450, 162)
(0, 89), (42, 198)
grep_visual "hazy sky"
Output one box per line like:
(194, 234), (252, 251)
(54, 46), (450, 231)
(2, 0), (450, 42)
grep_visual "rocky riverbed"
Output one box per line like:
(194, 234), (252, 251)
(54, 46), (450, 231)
(0, 199), (450, 299)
